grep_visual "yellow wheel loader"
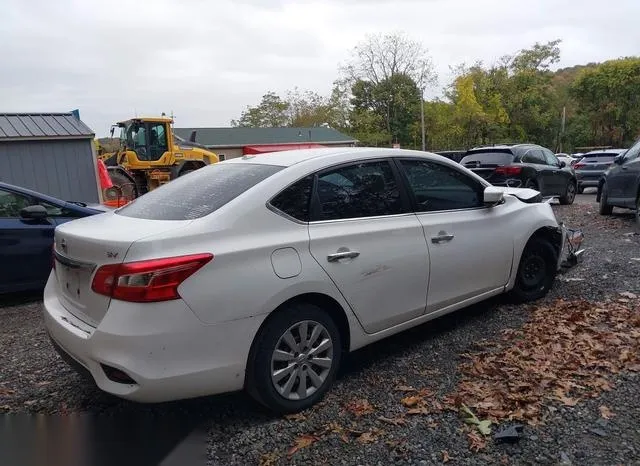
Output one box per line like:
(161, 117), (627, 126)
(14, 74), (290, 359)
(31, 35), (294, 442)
(100, 116), (219, 201)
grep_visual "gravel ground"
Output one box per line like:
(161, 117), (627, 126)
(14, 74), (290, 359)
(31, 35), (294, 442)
(1, 193), (639, 465)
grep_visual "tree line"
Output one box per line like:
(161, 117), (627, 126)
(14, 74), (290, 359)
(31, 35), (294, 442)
(231, 33), (640, 153)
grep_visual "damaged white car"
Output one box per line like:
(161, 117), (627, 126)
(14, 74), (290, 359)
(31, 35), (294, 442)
(44, 148), (584, 413)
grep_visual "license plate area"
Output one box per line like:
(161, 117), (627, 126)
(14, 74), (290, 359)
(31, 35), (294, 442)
(55, 263), (85, 301)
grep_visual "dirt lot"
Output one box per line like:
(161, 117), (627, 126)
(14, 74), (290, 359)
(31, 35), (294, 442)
(1, 193), (639, 465)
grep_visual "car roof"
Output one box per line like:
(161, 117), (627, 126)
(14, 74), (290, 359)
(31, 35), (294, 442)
(221, 147), (453, 168)
(466, 143), (540, 153)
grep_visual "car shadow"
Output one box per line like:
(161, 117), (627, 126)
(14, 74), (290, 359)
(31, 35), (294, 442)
(0, 290), (43, 307)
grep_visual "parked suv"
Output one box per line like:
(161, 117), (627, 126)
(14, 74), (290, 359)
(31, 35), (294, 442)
(459, 144), (577, 205)
(597, 140), (640, 223)
(574, 149), (626, 193)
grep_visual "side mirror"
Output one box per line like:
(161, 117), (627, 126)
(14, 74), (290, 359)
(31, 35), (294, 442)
(559, 161), (566, 168)
(614, 154), (624, 165)
(20, 204), (48, 220)
(483, 186), (504, 206)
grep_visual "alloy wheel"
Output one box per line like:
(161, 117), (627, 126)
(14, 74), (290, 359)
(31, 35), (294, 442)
(270, 320), (334, 401)
(566, 182), (576, 203)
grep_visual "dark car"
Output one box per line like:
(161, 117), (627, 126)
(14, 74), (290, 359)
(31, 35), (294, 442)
(597, 139), (640, 223)
(573, 149), (626, 193)
(459, 144), (577, 205)
(0, 182), (107, 294)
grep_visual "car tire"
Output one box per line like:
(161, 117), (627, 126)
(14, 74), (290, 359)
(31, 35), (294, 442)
(525, 179), (539, 191)
(635, 194), (640, 226)
(559, 180), (576, 205)
(599, 182), (613, 215)
(246, 303), (342, 414)
(509, 237), (558, 303)
(577, 184), (584, 194)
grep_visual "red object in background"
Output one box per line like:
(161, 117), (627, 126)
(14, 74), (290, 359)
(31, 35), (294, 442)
(242, 143), (325, 155)
(97, 159), (113, 190)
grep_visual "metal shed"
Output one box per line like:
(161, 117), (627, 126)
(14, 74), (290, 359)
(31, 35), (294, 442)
(0, 112), (101, 203)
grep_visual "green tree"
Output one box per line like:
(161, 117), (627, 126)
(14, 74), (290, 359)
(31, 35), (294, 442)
(231, 92), (290, 127)
(570, 57), (640, 146)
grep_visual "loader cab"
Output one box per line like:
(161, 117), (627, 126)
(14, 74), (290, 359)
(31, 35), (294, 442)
(118, 119), (170, 162)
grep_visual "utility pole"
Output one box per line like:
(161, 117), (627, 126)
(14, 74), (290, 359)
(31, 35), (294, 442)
(560, 106), (566, 152)
(420, 87), (426, 151)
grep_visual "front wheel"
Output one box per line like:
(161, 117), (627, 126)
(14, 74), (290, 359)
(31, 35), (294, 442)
(509, 237), (558, 303)
(246, 303), (342, 414)
(559, 180), (576, 205)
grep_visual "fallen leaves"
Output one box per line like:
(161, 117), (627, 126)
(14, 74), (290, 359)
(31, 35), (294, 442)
(441, 450), (451, 463)
(345, 398), (375, 417)
(467, 431), (487, 452)
(599, 405), (615, 419)
(287, 434), (319, 458)
(400, 395), (422, 408)
(377, 415), (406, 426)
(447, 298), (640, 425)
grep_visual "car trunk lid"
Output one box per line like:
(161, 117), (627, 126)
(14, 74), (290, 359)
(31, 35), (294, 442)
(53, 212), (192, 327)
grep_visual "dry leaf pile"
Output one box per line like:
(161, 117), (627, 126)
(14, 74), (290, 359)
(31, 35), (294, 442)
(446, 297), (640, 425)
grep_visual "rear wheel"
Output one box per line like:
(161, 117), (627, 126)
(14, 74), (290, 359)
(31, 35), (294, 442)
(246, 303), (342, 414)
(510, 237), (558, 303)
(559, 180), (576, 205)
(599, 182), (613, 215)
(635, 194), (640, 226)
(577, 184), (585, 194)
(525, 179), (539, 191)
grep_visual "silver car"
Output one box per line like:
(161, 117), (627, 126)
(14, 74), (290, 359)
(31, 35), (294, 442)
(574, 149), (626, 193)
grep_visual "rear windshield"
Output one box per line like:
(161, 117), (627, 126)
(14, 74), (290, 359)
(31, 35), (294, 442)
(460, 151), (514, 167)
(116, 163), (284, 220)
(583, 153), (618, 161)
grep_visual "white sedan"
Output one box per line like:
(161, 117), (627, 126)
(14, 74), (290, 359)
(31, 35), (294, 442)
(43, 148), (584, 413)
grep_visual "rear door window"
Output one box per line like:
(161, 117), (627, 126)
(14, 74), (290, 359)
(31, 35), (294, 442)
(522, 149), (546, 164)
(116, 163), (284, 220)
(312, 160), (404, 221)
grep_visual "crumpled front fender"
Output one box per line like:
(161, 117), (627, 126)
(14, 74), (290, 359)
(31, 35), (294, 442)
(556, 223), (586, 271)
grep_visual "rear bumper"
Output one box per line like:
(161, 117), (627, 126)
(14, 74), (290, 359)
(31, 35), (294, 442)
(43, 275), (264, 403)
(575, 173), (603, 187)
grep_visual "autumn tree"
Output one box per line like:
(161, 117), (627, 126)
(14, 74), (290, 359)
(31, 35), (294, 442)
(341, 32), (437, 148)
(570, 57), (640, 146)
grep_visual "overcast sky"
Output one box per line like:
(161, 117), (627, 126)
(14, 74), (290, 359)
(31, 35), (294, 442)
(2, 0), (639, 137)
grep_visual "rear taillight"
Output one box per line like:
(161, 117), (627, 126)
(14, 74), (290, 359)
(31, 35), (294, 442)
(573, 163), (585, 170)
(91, 253), (213, 303)
(494, 165), (523, 176)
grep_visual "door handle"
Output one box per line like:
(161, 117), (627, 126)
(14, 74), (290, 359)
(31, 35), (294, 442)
(327, 250), (360, 262)
(431, 234), (454, 244)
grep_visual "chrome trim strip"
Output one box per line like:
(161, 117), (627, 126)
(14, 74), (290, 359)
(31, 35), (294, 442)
(53, 249), (97, 272)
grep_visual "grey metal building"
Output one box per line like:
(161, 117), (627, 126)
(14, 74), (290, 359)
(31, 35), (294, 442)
(0, 112), (101, 203)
